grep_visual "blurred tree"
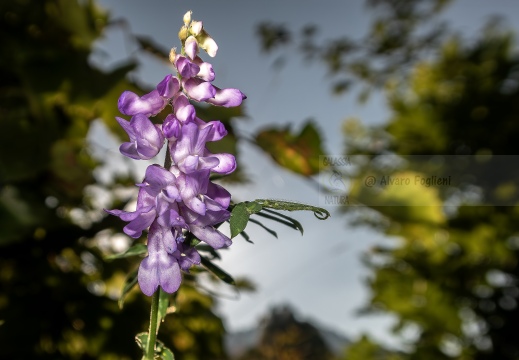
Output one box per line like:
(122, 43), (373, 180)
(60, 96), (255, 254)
(343, 25), (519, 359)
(237, 305), (334, 360)
(256, 1), (519, 359)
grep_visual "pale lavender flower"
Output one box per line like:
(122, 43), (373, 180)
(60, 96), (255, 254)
(116, 115), (165, 160)
(138, 221), (182, 296)
(118, 90), (167, 116)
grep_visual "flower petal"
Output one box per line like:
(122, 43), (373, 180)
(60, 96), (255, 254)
(156, 74), (180, 99)
(185, 36), (199, 60)
(118, 90), (167, 116)
(138, 256), (160, 296)
(182, 78), (216, 102)
(206, 152), (236, 174)
(206, 87), (246, 107)
(190, 225), (232, 249)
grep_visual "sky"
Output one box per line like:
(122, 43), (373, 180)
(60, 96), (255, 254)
(91, 0), (519, 348)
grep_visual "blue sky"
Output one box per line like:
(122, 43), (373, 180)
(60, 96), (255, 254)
(92, 0), (519, 347)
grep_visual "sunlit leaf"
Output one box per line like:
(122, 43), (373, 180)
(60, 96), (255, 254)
(255, 121), (326, 175)
(118, 269), (138, 309)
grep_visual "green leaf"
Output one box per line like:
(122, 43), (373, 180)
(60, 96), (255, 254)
(196, 244), (222, 259)
(200, 256), (235, 285)
(105, 243), (147, 260)
(255, 199), (331, 220)
(157, 288), (169, 329)
(230, 203), (251, 238)
(118, 269), (138, 309)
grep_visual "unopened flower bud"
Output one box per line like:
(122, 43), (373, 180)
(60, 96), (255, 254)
(189, 20), (203, 36)
(197, 29), (218, 57)
(169, 47), (177, 64)
(178, 25), (188, 41)
(183, 10), (192, 26)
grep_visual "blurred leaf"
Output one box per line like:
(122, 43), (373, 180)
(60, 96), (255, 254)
(256, 22), (292, 52)
(119, 269), (138, 309)
(255, 121), (326, 175)
(157, 289), (169, 329)
(106, 243), (147, 260)
(255, 198), (331, 220)
(200, 256), (235, 285)
(135, 35), (170, 63)
(249, 218), (278, 238)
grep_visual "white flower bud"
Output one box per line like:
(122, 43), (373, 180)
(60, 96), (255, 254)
(190, 20), (203, 36)
(178, 25), (188, 41)
(183, 10), (192, 25)
(169, 47), (177, 64)
(198, 29), (218, 57)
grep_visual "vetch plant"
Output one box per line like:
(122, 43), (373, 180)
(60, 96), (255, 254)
(106, 11), (329, 359)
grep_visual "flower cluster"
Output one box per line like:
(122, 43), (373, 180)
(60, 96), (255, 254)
(107, 11), (245, 296)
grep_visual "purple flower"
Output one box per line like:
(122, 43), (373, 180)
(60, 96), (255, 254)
(116, 115), (165, 160)
(175, 242), (201, 271)
(182, 77), (216, 102)
(173, 93), (195, 123)
(194, 118), (227, 141)
(118, 90), (167, 117)
(137, 164), (180, 202)
(180, 204), (232, 249)
(206, 87), (247, 107)
(157, 74), (180, 99)
(192, 56), (215, 82)
(185, 36), (199, 60)
(170, 122), (236, 174)
(175, 56), (200, 79)
(105, 189), (156, 238)
(162, 114), (182, 140)
(138, 221), (182, 295)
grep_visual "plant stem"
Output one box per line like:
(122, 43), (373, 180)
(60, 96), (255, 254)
(146, 289), (160, 359)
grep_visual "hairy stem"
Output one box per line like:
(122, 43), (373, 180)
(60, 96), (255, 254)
(145, 289), (160, 359)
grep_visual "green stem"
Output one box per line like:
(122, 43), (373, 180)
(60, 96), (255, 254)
(146, 289), (160, 359)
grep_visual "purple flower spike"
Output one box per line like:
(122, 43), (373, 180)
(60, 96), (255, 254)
(157, 74), (180, 99)
(175, 56), (200, 79)
(138, 221), (182, 295)
(118, 90), (167, 116)
(206, 87), (246, 107)
(116, 115), (165, 160)
(182, 78), (216, 102)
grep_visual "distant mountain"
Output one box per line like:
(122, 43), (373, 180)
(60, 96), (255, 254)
(225, 304), (350, 359)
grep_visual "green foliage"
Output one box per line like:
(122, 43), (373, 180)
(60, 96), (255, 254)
(230, 199), (330, 239)
(341, 24), (519, 360)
